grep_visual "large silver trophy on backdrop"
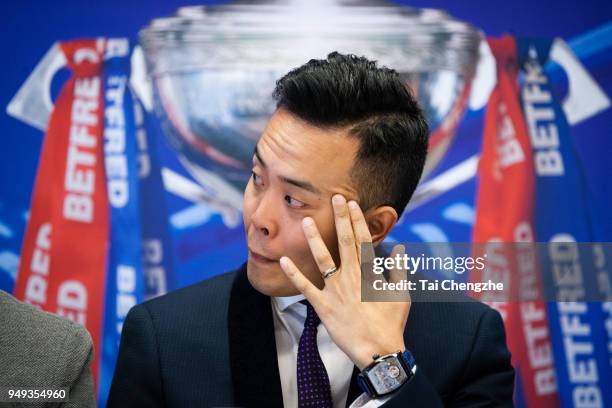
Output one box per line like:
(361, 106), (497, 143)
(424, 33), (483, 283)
(139, 0), (483, 224)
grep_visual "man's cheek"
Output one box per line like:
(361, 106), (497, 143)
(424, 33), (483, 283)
(242, 186), (255, 226)
(286, 229), (311, 266)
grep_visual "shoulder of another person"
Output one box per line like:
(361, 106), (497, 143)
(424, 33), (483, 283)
(0, 290), (93, 384)
(1, 289), (91, 342)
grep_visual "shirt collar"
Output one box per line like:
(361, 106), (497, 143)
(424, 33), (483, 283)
(273, 293), (305, 312)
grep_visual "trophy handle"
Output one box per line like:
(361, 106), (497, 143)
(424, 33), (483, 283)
(550, 38), (610, 125)
(6, 42), (154, 131)
(6, 42), (67, 131)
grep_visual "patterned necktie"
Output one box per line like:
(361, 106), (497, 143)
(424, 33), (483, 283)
(297, 300), (334, 408)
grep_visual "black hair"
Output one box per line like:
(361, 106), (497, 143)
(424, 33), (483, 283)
(272, 51), (429, 218)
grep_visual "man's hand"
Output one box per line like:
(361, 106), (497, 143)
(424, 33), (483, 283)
(279, 194), (411, 370)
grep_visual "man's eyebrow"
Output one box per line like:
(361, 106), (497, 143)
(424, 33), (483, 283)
(253, 146), (266, 168)
(253, 145), (321, 195)
(279, 176), (321, 195)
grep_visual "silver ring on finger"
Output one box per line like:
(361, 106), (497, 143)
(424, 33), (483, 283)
(322, 266), (338, 279)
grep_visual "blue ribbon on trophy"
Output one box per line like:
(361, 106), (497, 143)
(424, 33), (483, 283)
(99, 38), (145, 407)
(135, 86), (177, 301)
(518, 37), (612, 407)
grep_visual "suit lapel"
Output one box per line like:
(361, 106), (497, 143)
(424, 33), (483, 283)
(228, 264), (284, 408)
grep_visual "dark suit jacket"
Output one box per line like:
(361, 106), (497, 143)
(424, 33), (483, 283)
(107, 264), (514, 407)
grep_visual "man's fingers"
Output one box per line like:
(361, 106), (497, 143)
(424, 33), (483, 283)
(347, 200), (374, 264)
(279, 256), (323, 304)
(385, 244), (411, 303)
(332, 195), (358, 268)
(302, 217), (336, 277)
(347, 201), (373, 245)
(388, 244), (407, 284)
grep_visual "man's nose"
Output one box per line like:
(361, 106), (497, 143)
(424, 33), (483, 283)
(250, 192), (278, 238)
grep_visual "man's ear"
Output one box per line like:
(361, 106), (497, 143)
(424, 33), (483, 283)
(363, 205), (398, 245)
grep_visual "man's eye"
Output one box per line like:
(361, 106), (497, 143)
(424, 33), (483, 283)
(284, 195), (306, 208)
(252, 171), (263, 186)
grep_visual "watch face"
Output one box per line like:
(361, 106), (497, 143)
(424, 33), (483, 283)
(366, 356), (409, 395)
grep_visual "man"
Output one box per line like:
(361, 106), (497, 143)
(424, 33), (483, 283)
(0, 290), (96, 407)
(108, 52), (514, 407)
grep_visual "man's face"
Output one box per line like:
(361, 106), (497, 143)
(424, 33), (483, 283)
(243, 108), (360, 297)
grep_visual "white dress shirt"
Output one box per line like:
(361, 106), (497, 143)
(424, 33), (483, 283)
(271, 295), (389, 408)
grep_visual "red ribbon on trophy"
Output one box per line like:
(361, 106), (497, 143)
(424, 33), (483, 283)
(472, 36), (559, 406)
(13, 39), (109, 389)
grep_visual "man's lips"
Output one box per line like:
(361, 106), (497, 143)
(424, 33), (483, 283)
(249, 249), (278, 263)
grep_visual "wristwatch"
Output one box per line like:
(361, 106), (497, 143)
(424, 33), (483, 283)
(357, 350), (416, 398)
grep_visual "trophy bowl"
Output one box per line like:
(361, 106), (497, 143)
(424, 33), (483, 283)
(139, 0), (482, 216)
